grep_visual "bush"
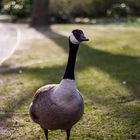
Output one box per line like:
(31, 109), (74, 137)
(125, 0), (140, 16)
(49, 0), (88, 23)
(2, 0), (140, 23)
(49, 0), (71, 23)
(107, 3), (131, 18)
(2, 0), (31, 18)
(49, 0), (140, 23)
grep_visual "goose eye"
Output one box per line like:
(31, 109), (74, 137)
(73, 32), (80, 40)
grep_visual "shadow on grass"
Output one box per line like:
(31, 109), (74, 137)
(0, 25), (140, 110)
(35, 26), (140, 98)
(0, 25), (140, 138)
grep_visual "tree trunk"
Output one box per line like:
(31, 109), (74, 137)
(31, 0), (50, 27)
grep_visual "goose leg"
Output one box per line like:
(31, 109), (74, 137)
(43, 129), (48, 140)
(66, 128), (71, 140)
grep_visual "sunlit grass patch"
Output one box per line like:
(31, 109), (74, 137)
(0, 24), (140, 140)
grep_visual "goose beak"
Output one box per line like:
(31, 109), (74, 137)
(79, 34), (89, 42)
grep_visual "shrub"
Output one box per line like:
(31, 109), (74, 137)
(49, 0), (88, 23)
(2, 0), (31, 18)
(107, 3), (131, 18)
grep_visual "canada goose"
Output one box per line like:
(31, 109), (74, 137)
(29, 29), (89, 140)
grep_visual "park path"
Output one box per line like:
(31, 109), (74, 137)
(0, 22), (48, 66)
(0, 23), (21, 65)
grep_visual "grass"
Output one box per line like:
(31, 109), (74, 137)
(0, 23), (140, 140)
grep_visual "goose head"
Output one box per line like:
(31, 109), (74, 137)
(69, 29), (89, 44)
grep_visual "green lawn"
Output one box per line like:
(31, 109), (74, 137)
(0, 24), (140, 140)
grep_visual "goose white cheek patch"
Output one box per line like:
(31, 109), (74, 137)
(70, 33), (79, 44)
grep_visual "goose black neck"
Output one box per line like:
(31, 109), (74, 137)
(63, 40), (79, 80)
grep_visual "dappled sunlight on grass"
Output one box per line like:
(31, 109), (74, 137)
(0, 24), (140, 139)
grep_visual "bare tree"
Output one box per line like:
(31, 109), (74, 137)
(31, 0), (50, 26)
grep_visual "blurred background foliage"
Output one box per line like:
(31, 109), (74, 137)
(1, 0), (140, 23)
(1, 0), (31, 17)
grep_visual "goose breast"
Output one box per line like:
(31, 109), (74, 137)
(29, 84), (84, 130)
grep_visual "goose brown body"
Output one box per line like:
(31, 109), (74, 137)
(29, 80), (84, 130)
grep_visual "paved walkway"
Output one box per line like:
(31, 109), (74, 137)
(0, 21), (68, 66)
(0, 22), (21, 65)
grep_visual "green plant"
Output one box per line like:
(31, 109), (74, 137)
(107, 3), (131, 18)
(2, 0), (31, 18)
